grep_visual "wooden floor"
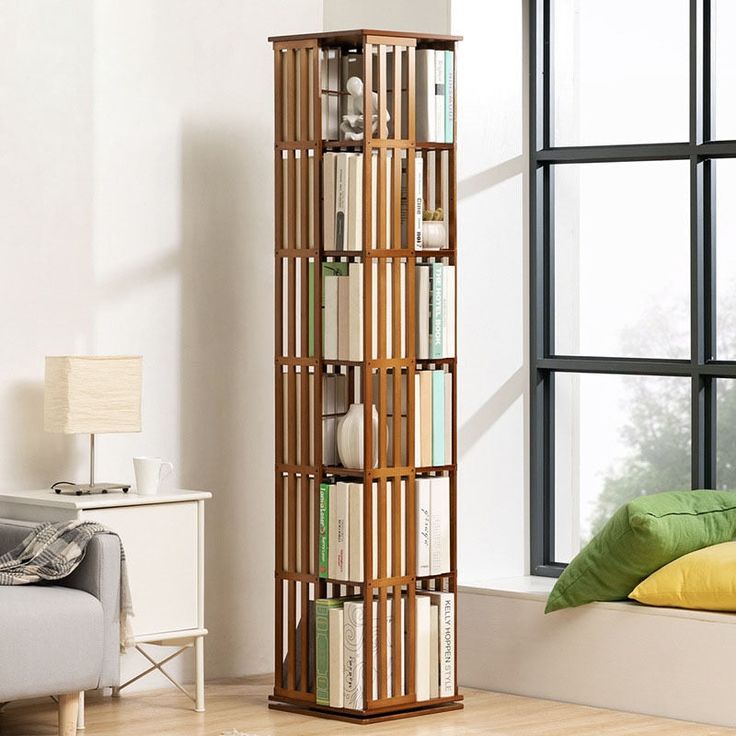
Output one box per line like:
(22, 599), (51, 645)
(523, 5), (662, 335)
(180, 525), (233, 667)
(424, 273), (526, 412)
(1, 676), (734, 736)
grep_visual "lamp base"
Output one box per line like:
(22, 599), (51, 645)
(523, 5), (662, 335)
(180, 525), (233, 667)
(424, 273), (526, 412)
(52, 482), (131, 496)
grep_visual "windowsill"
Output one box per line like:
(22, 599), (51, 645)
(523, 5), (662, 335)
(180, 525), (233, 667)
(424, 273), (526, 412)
(458, 575), (736, 625)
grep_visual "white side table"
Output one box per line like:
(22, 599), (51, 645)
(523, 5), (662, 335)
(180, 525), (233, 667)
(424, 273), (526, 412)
(0, 488), (212, 720)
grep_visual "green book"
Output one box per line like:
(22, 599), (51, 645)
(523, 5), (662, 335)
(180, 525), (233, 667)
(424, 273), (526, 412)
(319, 482), (330, 578)
(315, 598), (344, 705)
(308, 262), (350, 357)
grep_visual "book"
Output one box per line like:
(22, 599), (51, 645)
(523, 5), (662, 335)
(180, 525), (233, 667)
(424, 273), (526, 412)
(329, 607), (344, 707)
(371, 151), (378, 249)
(335, 153), (349, 250)
(347, 154), (363, 250)
(416, 477), (431, 576)
(427, 591), (455, 697)
(348, 481), (364, 582)
(319, 482), (330, 578)
(328, 482), (349, 580)
(444, 372), (453, 465)
(430, 263), (444, 358)
(400, 260), (407, 357)
(445, 51), (454, 143)
(419, 371), (433, 466)
(432, 370), (445, 465)
(429, 602), (440, 699)
(414, 594), (431, 701)
(416, 49), (436, 142)
(337, 275), (350, 361)
(323, 153), (337, 249)
(414, 154), (424, 249)
(443, 265), (456, 357)
(348, 262), (364, 361)
(414, 374), (422, 465)
(343, 599), (364, 709)
(324, 276), (339, 360)
(386, 259), (393, 358)
(315, 597), (344, 705)
(430, 475), (450, 575)
(435, 50), (445, 144)
(416, 265), (430, 360)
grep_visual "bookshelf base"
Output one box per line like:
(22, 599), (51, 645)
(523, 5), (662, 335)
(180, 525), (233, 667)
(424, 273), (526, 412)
(268, 694), (464, 724)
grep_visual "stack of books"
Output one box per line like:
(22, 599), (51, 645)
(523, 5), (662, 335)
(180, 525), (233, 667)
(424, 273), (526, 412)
(415, 369), (453, 467)
(319, 480), (407, 581)
(416, 50), (454, 143)
(416, 263), (456, 359)
(315, 591), (455, 708)
(324, 152), (363, 251)
(415, 475), (451, 576)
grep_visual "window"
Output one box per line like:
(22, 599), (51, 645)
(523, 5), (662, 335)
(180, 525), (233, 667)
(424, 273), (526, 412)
(530, 0), (736, 575)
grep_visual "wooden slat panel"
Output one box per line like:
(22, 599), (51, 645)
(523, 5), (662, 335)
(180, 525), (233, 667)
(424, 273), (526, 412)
(275, 577), (284, 686)
(299, 486), (310, 690)
(378, 586), (388, 700)
(405, 583), (416, 697)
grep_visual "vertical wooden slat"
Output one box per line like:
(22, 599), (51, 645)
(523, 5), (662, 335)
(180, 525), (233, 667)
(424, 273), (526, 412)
(378, 585), (388, 700)
(286, 48), (297, 141)
(299, 48), (309, 141)
(287, 151), (297, 250)
(377, 44), (388, 140)
(275, 49), (284, 143)
(300, 476), (310, 690)
(287, 578), (296, 690)
(393, 150), (402, 249)
(392, 579), (402, 696)
(393, 46), (403, 140)
(407, 46), (416, 142)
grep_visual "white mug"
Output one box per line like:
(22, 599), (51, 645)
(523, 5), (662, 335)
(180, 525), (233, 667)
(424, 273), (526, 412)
(133, 456), (174, 496)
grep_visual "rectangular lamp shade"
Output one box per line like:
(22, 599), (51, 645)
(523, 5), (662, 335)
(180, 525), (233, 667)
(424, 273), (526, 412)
(44, 355), (142, 434)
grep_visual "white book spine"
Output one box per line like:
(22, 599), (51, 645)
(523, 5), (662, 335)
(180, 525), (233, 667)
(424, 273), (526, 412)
(324, 275), (339, 360)
(371, 152), (378, 249)
(400, 479), (407, 576)
(343, 601), (364, 709)
(400, 261), (407, 358)
(414, 595), (431, 701)
(414, 154), (424, 249)
(415, 49), (436, 142)
(323, 153), (337, 250)
(416, 477), (431, 576)
(445, 51), (454, 143)
(385, 150), (393, 247)
(371, 260), (378, 359)
(429, 603), (440, 699)
(337, 275), (350, 361)
(386, 260), (393, 359)
(416, 265), (430, 360)
(348, 262), (364, 361)
(444, 373), (453, 466)
(444, 265), (456, 357)
(334, 481), (350, 580)
(430, 476), (450, 575)
(434, 51), (445, 144)
(348, 482), (364, 582)
(347, 154), (363, 250)
(329, 607), (344, 708)
(414, 374), (421, 467)
(428, 592), (455, 697)
(335, 153), (349, 250)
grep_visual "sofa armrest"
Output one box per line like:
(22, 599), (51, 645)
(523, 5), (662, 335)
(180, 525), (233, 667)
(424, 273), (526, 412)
(0, 518), (36, 555)
(62, 533), (122, 688)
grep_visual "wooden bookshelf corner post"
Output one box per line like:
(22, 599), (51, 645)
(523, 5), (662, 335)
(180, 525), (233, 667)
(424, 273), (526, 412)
(269, 29), (462, 724)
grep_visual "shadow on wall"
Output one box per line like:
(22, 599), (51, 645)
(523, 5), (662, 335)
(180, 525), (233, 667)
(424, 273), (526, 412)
(179, 122), (274, 676)
(1, 381), (80, 489)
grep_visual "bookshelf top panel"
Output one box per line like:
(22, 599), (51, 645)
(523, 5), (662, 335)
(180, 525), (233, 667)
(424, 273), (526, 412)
(268, 29), (463, 46)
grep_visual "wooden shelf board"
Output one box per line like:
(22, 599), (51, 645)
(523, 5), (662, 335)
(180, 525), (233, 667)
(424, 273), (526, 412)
(269, 29), (463, 44)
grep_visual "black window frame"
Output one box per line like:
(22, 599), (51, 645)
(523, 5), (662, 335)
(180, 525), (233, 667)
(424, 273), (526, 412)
(530, 0), (736, 576)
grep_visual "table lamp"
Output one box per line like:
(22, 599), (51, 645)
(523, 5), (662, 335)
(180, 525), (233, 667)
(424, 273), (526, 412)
(44, 355), (142, 495)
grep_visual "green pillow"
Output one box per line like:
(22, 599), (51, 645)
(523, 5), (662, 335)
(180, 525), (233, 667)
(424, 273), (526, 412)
(545, 490), (736, 613)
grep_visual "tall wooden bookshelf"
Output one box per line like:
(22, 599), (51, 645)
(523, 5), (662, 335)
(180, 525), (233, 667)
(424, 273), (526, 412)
(269, 29), (462, 724)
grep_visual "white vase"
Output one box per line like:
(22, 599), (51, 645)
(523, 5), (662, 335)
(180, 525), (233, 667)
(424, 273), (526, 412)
(336, 403), (379, 469)
(422, 220), (448, 249)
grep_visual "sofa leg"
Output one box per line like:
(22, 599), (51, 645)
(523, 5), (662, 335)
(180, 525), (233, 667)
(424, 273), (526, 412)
(58, 693), (79, 736)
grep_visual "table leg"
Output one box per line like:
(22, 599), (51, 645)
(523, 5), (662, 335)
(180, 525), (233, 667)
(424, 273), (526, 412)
(194, 636), (205, 712)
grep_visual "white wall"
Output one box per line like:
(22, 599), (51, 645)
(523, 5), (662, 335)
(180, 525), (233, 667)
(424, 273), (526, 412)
(1, 0), (322, 686)
(323, 0), (450, 34)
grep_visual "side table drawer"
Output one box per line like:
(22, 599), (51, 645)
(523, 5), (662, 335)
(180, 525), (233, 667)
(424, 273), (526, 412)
(84, 501), (199, 637)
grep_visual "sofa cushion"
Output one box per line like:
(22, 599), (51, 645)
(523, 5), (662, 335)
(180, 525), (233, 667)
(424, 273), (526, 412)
(0, 585), (103, 701)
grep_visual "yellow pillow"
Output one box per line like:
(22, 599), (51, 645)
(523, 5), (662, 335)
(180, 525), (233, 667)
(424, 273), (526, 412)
(629, 540), (736, 611)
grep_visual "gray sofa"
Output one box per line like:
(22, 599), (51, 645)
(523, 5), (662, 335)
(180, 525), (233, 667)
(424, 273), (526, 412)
(0, 518), (121, 734)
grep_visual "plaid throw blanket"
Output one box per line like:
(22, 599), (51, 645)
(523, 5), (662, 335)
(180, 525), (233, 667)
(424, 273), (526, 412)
(0, 520), (134, 650)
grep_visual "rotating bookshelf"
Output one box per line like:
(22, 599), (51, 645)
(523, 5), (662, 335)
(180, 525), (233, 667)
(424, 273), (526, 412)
(269, 29), (462, 724)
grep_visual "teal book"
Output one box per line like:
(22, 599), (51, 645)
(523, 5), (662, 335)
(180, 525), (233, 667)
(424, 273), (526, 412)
(315, 598), (344, 705)
(445, 51), (454, 143)
(430, 263), (444, 358)
(432, 370), (445, 465)
(319, 482), (330, 578)
(308, 262), (349, 357)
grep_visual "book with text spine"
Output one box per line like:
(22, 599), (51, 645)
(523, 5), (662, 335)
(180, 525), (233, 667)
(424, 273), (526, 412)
(445, 51), (454, 143)
(321, 262), (349, 359)
(414, 154), (424, 249)
(430, 475), (451, 575)
(315, 598), (344, 705)
(415, 594), (431, 700)
(416, 49), (436, 142)
(328, 482), (349, 580)
(323, 152), (337, 249)
(416, 265), (431, 360)
(426, 591), (455, 696)
(434, 50), (445, 144)
(443, 265), (456, 357)
(319, 482), (329, 578)
(430, 263), (444, 359)
(419, 370), (433, 466)
(348, 262), (364, 361)
(337, 275), (350, 361)
(416, 477), (431, 576)
(432, 370), (445, 465)
(348, 481), (364, 582)
(347, 154), (363, 251)
(329, 607), (344, 707)
(429, 602), (440, 699)
(444, 372), (453, 465)
(335, 153), (349, 250)
(343, 599), (365, 709)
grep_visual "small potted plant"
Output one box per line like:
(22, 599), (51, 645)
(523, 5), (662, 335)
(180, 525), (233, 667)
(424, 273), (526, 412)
(422, 208), (447, 249)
